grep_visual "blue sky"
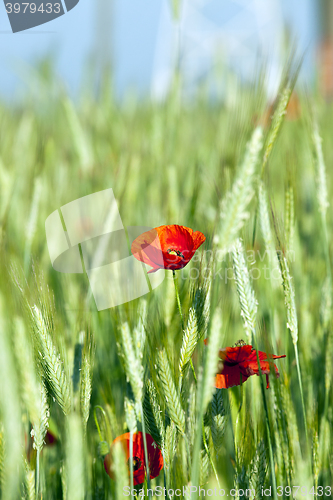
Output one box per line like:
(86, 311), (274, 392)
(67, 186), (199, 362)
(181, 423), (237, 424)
(0, 0), (320, 99)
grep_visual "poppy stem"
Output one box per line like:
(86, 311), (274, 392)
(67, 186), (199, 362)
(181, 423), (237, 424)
(173, 270), (197, 384)
(234, 378), (244, 466)
(251, 334), (278, 500)
(238, 375), (244, 413)
(172, 270), (184, 330)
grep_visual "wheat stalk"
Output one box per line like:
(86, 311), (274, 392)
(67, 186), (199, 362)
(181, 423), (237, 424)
(164, 422), (177, 476)
(187, 382), (196, 451)
(199, 449), (210, 486)
(119, 322), (144, 404)
(312, 122), (332, 336)
(262, 86), (292, 170)
(32, 382), (49, 452)
(312, 422), (320, 493)
(0, 298), (22, 500)
(211, 389), (228, 456)
(285, 184), (295, 257)
(112, 440), (129, 498)
(31, 305), (71, 415)
(258, 182), (281, 286)
(248, 440), (267, 499)
(313, 122), (329, 220)
(179, 283), (211, 381)
(232, 238), (258, 340)
(133, 299), (147, 362)
(65, 413), (85, 500)
(158, 349), (185, 434)
(80, 353), (92, 433)
(24, 176), (42, 274)
(190, 313), (222, 491)
(143, 380), (164, 448)
(13, 316), (41, 424)
(214, 127), (263, 256)
(0, 424), (4, 491)
(320, 276), (332, 331)
(124, 397), (137, 433)
(24, 463), (35, 500)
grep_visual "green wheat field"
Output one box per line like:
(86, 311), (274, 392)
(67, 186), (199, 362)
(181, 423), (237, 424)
(0, 57), (333, 500)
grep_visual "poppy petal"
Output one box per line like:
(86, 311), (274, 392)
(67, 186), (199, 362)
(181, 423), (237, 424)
(155, 225), (194, 250)
(212, 344), (285, 389)
(104, 432), (163, 486)
(247, 350), (286, 362)
(244, 350), (286, 375)
(131, 225), (205, 272)
(192, 230), (206, 251)
(131, 229), (164, 271)
(219, 345), (253, 364)
(216, 363), (249, 388)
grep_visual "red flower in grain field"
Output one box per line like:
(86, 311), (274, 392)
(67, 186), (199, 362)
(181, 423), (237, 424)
(104, 432), (163, 485)
(131, 224), (206, 273)
(204, 339), (286, 389)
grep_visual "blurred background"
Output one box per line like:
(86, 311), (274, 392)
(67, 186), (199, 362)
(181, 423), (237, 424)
(0, 0), (332, 101)
(2, 2), (333, 498)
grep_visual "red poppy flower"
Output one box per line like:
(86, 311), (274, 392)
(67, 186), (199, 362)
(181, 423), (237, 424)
(131, 224), (206, 274)
(104, 432), (163, 485)
(204, 340), (286, 389)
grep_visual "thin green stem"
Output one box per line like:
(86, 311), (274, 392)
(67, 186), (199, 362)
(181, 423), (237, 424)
(163, 460), (169, 500)
(182, 432), (192, 483)
(321, 214), (331, 429)
(173, 270), (213, 488)
(173, 271), (197, 384)
(185, 345), (218, 496)
(322, 215), (331, 280)
(129, 431), (134, 500)
(35, 449), (40, 500)
(139, 404), (152, 499)
(172, 270), (184, 330)
(201, 421), (220, 488)
(251, 332), (278, 500)
(294, 344), (309, 446)
(234, 378), (244, 466)
(93, 406), (107, 442)
(238, 376), (244, 413)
